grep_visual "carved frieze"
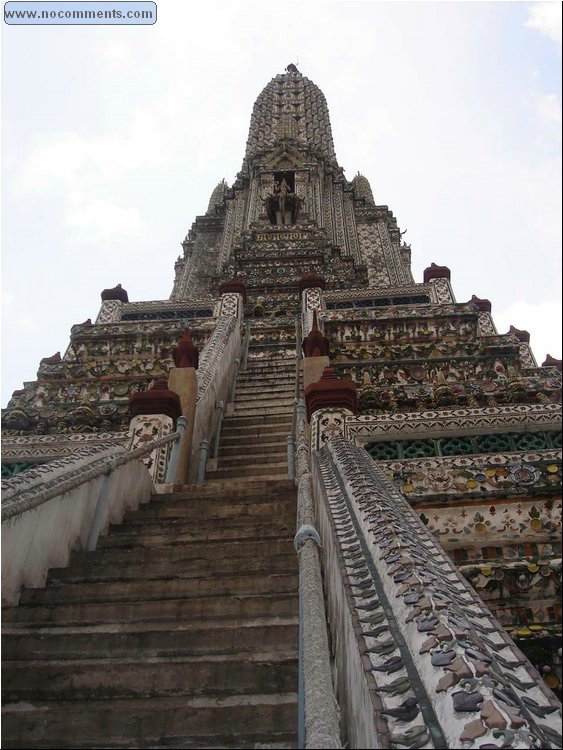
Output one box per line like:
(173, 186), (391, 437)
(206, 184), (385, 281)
(380, 450), (561, 500)
(344, 403), (562, 442)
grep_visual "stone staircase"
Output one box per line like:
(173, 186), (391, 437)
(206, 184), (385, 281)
(206, 352), (299, 483)
(2, 351), (300, 748)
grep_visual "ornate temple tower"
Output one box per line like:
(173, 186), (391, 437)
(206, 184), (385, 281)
(171, 64), (412, 306)
(2, 66), (562, 748)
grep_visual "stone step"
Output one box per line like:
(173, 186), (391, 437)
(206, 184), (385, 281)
(122, 494), (294, 520)
(228, 405), (294, 419)
(3, 650), (298, 701)
(235, 385), (295, 404)
(161, 478), (296, 499)
(220, 424), (292, 440)
(18, 571), (298, 607)
(46, 550), (296, 584)
(229, 402), (294, 417)
(205, 463), (289, 481)
(216, 453), (287, 469)
(238, 364), (296, 378)
(46, 537), (296, 572)
(234, 382), (295, 394)
(242, 359), (296, 367)
(94, 521), (294, 549)
(2, 618), (299, 660)
(221, 414), (292, 428)
(246, 350), (296, 356)
(236, 375), (296, 387)
(239, 366), (296, 377)
(1, 693), (298, 749)
(231, 406), (294, 419)
(106, 513), (293, 538)
(219, 441), (288, 458)
(237, 373), (296, 384)
(2, 592), (299, 627)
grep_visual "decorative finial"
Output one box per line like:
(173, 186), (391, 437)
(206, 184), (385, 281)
(172, 327), (199, 369)
(286, 63), (299, 74)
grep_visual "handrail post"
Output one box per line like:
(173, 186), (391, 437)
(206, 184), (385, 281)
(287, 435), (295, 480)
(242, 321), (251, 370)
(290, 396), (299, 444)
(196, 439), (209, 484)
(228, 359), (240, 406)
(212, 401), (225, 461)
(86, 457), (118, 551)
(165, 416), (187, 483)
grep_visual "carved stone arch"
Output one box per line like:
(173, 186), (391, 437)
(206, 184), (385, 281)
(266, 144), (305, 171)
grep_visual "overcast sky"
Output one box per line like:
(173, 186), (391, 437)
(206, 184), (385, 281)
(2, 0), (561, 407)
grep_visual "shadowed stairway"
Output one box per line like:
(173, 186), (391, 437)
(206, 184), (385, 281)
(2, 351), (300, 749)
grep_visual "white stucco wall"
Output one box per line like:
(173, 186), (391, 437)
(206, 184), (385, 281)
(2, 458), (153, 606)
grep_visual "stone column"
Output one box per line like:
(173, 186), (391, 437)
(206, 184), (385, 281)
(217, 280), (246, 316)
(507, 325), (538, 369)
(168, 327), (200, 485)
(128, 379), (182, 483)
(304, 367), (358, 452)
(302, 309), (331, 390)
(95, 283), (129, 324)
(299, 273), (326, 338)
(168, 367), (198, 485)
(424, 262), (456, 304)
(469, 294), (498, 337)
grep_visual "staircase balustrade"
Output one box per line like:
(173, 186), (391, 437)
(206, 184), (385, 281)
(188, 301), (243, 483)
(293, 398), (342, 748)
(2, 431), (179, 606)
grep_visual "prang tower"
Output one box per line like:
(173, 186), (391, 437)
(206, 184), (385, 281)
(2, 65), (561, 748)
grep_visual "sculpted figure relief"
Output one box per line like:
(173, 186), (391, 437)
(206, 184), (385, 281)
(263, 177), (301, 226)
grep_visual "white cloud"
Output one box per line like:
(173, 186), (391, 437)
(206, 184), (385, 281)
(14, 112), (173, 244)
(101, 39), (134, 68)
(535, 92), (563, 129)
(65, 197), (142, 241)
(525, 2), (562, 49)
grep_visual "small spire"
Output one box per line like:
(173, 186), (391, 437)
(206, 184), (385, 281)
(352, 173), (375, 206)
(172, 327), (199, 369)
(206, 179), (229, 214)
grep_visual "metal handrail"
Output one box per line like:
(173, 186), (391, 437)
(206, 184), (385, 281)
(165, 417), (188, 483)
(2, 431), (180, 522)
(196, 439), (209, 484)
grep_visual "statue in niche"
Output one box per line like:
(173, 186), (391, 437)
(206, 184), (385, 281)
(263, 177), (301, 226)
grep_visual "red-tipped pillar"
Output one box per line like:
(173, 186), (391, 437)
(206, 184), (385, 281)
(169, 328), (200, 484)
(304, 367), (358, 450)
